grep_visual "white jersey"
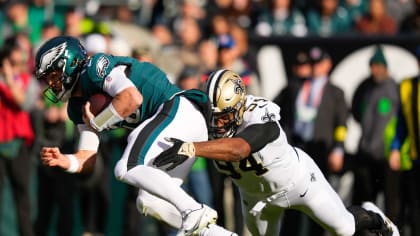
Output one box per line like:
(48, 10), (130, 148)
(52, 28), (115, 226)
(214, 95), (306, 196)
(214, 95), (356, 236)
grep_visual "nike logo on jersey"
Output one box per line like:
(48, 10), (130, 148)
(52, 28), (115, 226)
(258, 103), (267, 108)
(300, 189), (308, 198)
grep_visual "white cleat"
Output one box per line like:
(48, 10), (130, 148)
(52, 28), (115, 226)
(177, 204), (218, 236)
(198, 224), (238, 236)
(362, 201), (400, 236)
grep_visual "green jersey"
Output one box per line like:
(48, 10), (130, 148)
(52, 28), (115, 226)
(68, 53), (182, 129)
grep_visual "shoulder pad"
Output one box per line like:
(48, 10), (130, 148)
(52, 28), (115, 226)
(86, 53), (115, 80)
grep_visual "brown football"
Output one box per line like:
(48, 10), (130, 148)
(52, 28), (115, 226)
(88, 93), (112, 115)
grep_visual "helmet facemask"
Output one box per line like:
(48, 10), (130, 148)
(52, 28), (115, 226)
(210, 102), (245, 139)
(39, 58), (81, 103)
(35, 36), (87, 103)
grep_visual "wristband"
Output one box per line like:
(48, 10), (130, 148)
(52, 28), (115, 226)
(179, 142), (196, 158)
(65, 154), (80, 173)
(90, 103), (124, 132)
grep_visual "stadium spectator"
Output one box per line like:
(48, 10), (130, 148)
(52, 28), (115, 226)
(399, 0), (420, 35)
(355, 0), (397, 35)
(0, 35), (35, 236)
(62, 7), (85, 38)
(198, 39), (219, 81)
(350, 46), (401, 226)
(306, 0), (353, 36)
(383, 0), (415, 28)
(223, 0), (261, 30)
(339, 0), (368, 22)
(216, 33), (261, 96)
(273, 49), (312, 138)
(389, 46), (420, 236)
(254, 0), (308, 37)
(174, 18), (203, 68)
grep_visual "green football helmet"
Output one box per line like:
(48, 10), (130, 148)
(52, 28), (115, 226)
(205, 69), (246, 138)
(35, 36), (87, 102)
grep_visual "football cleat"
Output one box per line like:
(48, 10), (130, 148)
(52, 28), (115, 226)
(177, 204), (218, 236)
(362, 201), (400, 236)
(198, 224), (238, 236)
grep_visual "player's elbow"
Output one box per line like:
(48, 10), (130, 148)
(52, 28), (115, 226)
(126, 87), (143, 108)
(228, 139), (251, 161)
(78, 151), (97, 174)
(131, 91), (143, 109)
(117, 87), (143, 114)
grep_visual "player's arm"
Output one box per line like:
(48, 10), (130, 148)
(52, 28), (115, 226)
(153, 122), (279, 170)
(196, 122), (279, 161)
(41, 124), (100, 174)
(194, 138), (250, 162)
(40, 147), (97, 174)
(85, 66), (143, 131)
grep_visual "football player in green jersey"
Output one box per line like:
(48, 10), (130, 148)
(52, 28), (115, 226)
(35, 36), (236, 236)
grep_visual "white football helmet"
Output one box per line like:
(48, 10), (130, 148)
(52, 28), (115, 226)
(205, 69), (246, 138)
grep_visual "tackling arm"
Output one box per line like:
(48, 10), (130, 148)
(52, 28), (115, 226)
(196, 121), (280, 161)
(195, 138), (251, 162)
(153, 122), (280, 170)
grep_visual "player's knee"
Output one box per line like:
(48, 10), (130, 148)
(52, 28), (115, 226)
(334, 223), (355, 236)
(332, 208), (357, 236)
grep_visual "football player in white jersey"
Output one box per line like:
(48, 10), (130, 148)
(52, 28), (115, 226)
(154, 69), (400, 236)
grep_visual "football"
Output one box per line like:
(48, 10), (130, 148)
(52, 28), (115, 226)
(88, 93), (113, 115)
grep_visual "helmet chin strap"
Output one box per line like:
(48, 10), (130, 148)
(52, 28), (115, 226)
(58, 74), (80, 102)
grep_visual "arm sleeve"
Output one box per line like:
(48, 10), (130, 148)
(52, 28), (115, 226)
(77, 124), (100, 151)
(235, 122), (280, 153)
(103, 65), (136, 97)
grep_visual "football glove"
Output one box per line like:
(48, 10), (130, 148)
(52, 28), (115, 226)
(153, 137), (196, 171)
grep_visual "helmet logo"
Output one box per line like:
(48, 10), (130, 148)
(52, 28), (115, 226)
(231, 78), (244, 95)
(38, 42), (67, 74)
(96, 56), (110, 78)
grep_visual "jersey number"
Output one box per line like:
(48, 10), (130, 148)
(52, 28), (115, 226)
(214, 154), (268, 179)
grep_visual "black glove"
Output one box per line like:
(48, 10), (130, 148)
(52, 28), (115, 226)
(153, 137), (196, 171)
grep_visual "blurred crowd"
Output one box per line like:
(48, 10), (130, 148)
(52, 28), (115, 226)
(0, 0), (419, 236)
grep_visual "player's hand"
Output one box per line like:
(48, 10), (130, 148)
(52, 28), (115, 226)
(389, 150), (401, 171)
(328, 151), (344, 173)
(40, 147), (70, 170)
(153, 137), (195, 171)
(82, 102), (96, 131)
